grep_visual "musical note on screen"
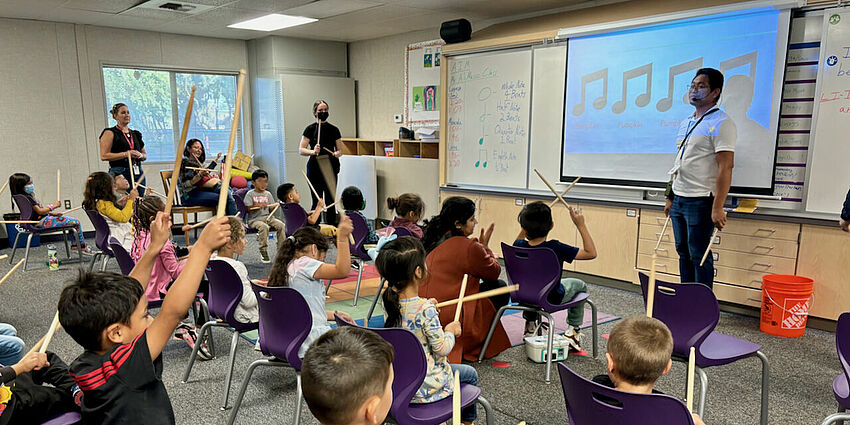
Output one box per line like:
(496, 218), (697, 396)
(656, 58), (703, 112)
(612, 63), (653, 114)
(572, 68), (608, 116)
(720, 51), (757, 78)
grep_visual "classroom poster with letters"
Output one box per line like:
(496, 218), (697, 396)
(406, 39), (444, 127)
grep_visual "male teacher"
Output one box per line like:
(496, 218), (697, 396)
(664, 68), (736, 288)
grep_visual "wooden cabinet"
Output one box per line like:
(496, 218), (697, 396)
(797, 224), (850, 320)
(572, 203), (639, 282)
(339, 138), (439, 158)
(476, 195), (526, 256)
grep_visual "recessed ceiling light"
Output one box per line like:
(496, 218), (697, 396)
(228, 14), (317, 31)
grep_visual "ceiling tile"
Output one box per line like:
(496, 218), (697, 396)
(179, 6), (267, 26)
(229, 0), (310, 12)
(282, 0), (382, 19)
(62, 0), (138, 14)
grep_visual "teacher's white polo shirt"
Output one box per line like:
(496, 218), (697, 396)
(671, 109), (737, 197)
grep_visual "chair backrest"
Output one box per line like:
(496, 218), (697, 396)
(233, 188), (250, 223)
(346, 212), (372, 261)
(837, 312), (850, 401)
(281, 202), (307, 237)
(159, 170), (183, 207)
(205, 259), (253, 331)
(637, 272), (719, 359)
(251, 283), (312, 370)
(557, 363), (695, 425)
(12, 194), (39, 231)
(501, 243), (561, 308)
(85, 208), (113, 254)
(108, 237), (135, 275)
(368, 327), (428, 421)
(391, 226), (414, 237)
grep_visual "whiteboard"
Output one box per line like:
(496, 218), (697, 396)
(805, 10), (850, 214)
(445, 49), (532, 188)
(337, 155), (377, 219)
(528, 44), (567, 191)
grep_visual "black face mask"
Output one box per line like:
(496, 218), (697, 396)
(317, 111), (329, 121)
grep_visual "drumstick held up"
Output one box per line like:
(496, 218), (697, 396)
(39, 312), (61, 354)
(686, 346), (696, 412)
(127, 151), (135, 189)
(0, 180), (9, 197)
(436, 285), (519, 308)
(218, 71), (246, 217)
(454, 274), (469, 322)
(132, 170), (147, 190)
(165, 85), (197, 215)
(548, 176), (581, 208)
(534, 169), (570, 210)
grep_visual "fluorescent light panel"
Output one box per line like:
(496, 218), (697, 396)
(228, 13), (317, 31)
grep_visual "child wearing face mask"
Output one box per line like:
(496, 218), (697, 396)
(8, 173), (89, 253)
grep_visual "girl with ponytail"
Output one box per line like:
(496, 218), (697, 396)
(267, 214), (355, 358)
(387, 193), (424, 238)
(375, 236), (478, 424)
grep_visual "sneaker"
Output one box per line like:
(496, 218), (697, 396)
(351, 261), (360, 270)
(196, 335), (213, 361)
(524, 320), (539, 338)
(260, 249), (270, 264)
(174, 324), (196, 349)
(564, 326), (583, 352)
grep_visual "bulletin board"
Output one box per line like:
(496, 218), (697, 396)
(405, 39), (444, 127)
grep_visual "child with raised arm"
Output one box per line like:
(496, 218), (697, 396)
(243, 169), (285, 263)
(301, 327), (395, 425)
(266, 214), (354, 357)
(514, 201), (597, 351)
(57, 213), (230, 424)
(377, 236), (478, 425)
(594, 316), (706, 425)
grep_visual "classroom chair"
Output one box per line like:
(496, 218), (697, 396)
(226, 284), (312, 425)
(557, 362), (695, 425)
(84, 208), (115, 272)
(107, 236), (134, 275)
(182, 259), (259, 411)
(231, 187), (259, 237)
(479, 243), (599, 383)
(10, 194), (83, 271)
(280, 202), (308, 237)
(638, 272), (769, 425)
(821, 312), (850, 425)
(40, 411), (82, 425)
(160, 169), (216, 245)
(364, 226), (416, 322)
(327, 211), (373, 306)
(371, 326), (495, 425)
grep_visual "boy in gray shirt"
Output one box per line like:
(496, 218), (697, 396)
(243, 169), (285, 263)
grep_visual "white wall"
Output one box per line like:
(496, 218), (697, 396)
(0, 17), (251, 233)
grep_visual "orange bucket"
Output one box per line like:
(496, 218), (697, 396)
(760, 274), (814, 338)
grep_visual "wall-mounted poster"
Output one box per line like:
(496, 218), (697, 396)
(405, 39), (444, 127)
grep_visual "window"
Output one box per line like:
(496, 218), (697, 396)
(103, 67), (242, 162)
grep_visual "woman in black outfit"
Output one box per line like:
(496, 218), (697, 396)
(99, 103), (146, 196)
(298, 100), (342, 225)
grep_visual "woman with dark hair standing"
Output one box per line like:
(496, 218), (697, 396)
(419, 196), (511, 362)
(99, 103), (146, 196)
(177, 138), (237, 215)
(299, 100), (342, 225)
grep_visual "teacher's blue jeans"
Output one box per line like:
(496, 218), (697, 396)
(670, 195), (715, 288)
(184, 187), (237, 216)
(0, 323), (24, 366)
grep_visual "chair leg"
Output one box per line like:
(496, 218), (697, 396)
(220, 331), (240, 410)
(101, 255), (109, 271)
(541, 311), (556, 384)
(366, 278), (386, 323)
(23, 233), (33, 271)
(88, 253), (99, 272)
(70, 229), (82, 265)
(756, 350), (770, 425)
(183, 211), (190, 246)
(478, 305), (511, 363)
(10, 232), (21, 263)
(586, 298), (598, 358)
(63, 230), (70, 258)
(821, 411), (850, 425)
(198, 299), (215, 357)
(352, 260), (364, 307)
(181, 321), (224, 383)
(696, 366), (708, 419)
(476, 394), (495, 425)
(294, 373), (304, 425)
(324, 279), (332, 296)
(225, 359), (284, 425)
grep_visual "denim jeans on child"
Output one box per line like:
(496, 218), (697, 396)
(0, 323), (25, 366)
(522, 277), (588, 328)
(669, 195), (715, 288)
(450, 363), (478, 422)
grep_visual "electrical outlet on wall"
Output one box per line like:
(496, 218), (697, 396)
(64, 200), (71, 209)
(393, 114), (403, 123)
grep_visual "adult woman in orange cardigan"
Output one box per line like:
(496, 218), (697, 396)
(419, 196), (511, 362)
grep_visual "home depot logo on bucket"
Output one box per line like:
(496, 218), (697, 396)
(781, 297), (810, 329)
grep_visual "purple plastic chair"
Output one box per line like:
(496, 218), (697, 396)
(232, 187), (259, 236)
(638, 272), (769, 424)
(370, 326), (494, 425)
(226, 284), (312, 425)
(182, 259), (259, 411)
(557, 362), (695, 425)
(40, 411), (82, 425)
(107, 237), (135, 276)
(281, 202), (308, 237)
(10, 194), (82, 271)
(479, 243), (598, 383)
(822, 312), (850, 425)
(84, 208), (114, 272)
(329, 211), (373, 307)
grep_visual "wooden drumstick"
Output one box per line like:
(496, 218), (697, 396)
(0, 180), (9, 197)
(323, 147), (336, 156)
(655, 216), (670, 252)
(452, 370), (461, 425)
(165, 85), (196, 215)
(39, 312), (61, 354)
(323, 200), (340, 212)
(0, 220), (41, 224)
(0, 259), (25, 287)
(454, 274), (469, 322)
(265, 203), (280, 221)
(218, 70), (246, 217)
(127, 151), (135, 189)
(534, 169), (570, 209)
(548, 176), (581, 208)
(646, 254), (658, 318)
(699, 228), (720, 267)
(686, 346), (696, 412)
(302, 170), (322, 201)
(132, 170), (147, 190)
(436, 285), (519, 308)
(62, 206), (83, 214)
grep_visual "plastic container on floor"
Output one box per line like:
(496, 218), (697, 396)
(760, 274), (814, 338)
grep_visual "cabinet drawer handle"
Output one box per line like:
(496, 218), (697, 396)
(752, 262), (772, 268)
(754, 245), (775, 252)
(655, 232), (671, 240)
(755, 228), (777, 235)
(655, 263), (667, 268)
(655, 217), (666, 224)
(653, 248), (668, 253)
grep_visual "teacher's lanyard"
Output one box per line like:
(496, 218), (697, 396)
(676, 107), (719, 160)
(118, 127), (134, 151)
